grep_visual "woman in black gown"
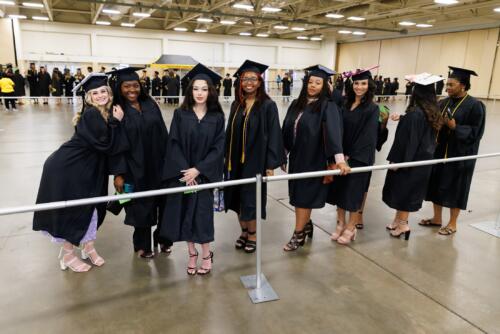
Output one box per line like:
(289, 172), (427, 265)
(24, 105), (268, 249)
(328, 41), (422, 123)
(63, 69), (75, 104)
(33, 74), (127, 272)
(382, 73), (443, 240)
(328, 68), (379, 245)
(282, 65), (349, 251)
(110, 67), (170, 258)
(224, 60), (285, 253)
(160, 63), (225, 275)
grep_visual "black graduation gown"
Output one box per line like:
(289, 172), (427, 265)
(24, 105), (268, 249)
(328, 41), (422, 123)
(405, 82), (414, 95)
(383, 108), (436, 211)
(51, 76), (63, 96)
(426, 95), (485, 209)
(167, 76), (179, 96)
(32, 107), (128, 245)
(27, 70), (39, 96)
(162, 75), (169, 96)
(330, 88), (343, 109)
(282, 78), (291, 96)
(140, 76), (151, 94)
(436, 81), (444, 95)
(283, 100), (343, 208)
(120, 98), (169, 227)
(375, 80), (383, 96)
(224, 99), (285, 220)
(160, 108), (225, 243)
(12, 74), (25, 97)
(38, 72), (51, 96)
(223, 78), (232, 96)
(328, 102), (379, 211)
(63, 76), (75, 97)
(152, 77), (162, 96)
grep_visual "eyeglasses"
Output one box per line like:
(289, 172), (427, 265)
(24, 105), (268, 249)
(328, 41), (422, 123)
(241, 77), (258, 83)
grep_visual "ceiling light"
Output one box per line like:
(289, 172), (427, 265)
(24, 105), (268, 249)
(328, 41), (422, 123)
(297, 36), (309, 40)
(0, 1), (15, 5)
(416, 23), (433, 28)
(399, 21), (416, 26)
(9, 14), (27, 19)
(347, 16), (365, 21)
(239, 32), (252, 36)
(325, 13), (344, 19)
(96, 21), (111, 25)
(310, 37), (323, 41)
(232, 3), (254, 11)
(262, 6), (281, 13)
(103, 8), (121, 14)
(494, 7), (500, 12)
(256, 33), (269, 37)
(194, 28), (208, 33)
(353, 31), (366, 35)
(338, 30), (352, 34)
(434, 0), (458, 4)
(121, 23), (135, 27)
(291, 27), (306, 31)
(174, 27), (188, 31)
(32, 16), (49, 21)
(220, 20), (236, 25)
(133, 12), (151, 18)
(274, 25), (288, 30)
(23, 2), (43, 8)
(244, 21), (252, 24)
(197, 17), (213, 23)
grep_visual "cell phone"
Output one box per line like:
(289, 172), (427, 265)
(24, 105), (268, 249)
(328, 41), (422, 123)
(446, 107), (453, 119)
(123, 183), (134, 193)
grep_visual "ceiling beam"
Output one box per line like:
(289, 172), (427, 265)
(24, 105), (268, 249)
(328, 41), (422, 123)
(43, 0), (54, 21)
(166, 0), (232, 29)
(133, 0), (172, 25)
(92, 1), (105, 23)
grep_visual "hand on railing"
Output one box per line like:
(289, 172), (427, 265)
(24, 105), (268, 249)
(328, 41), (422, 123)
(337, 162), (351, 176)
(266, 169), (274, 176)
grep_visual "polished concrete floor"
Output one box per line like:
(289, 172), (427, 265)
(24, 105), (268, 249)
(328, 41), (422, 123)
(1, 96), (500, 334)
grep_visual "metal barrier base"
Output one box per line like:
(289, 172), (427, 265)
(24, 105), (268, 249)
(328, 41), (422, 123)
(240, 274), (279, 304)
(470, 221), (500, 238)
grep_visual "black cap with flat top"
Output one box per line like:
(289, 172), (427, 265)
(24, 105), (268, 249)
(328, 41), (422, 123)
(448, 66), (478, 81)
(182, 63), (222, 86)
(72, 73), (108, 93)
(304, 64), (336, 79)
(106, 67), (144, 83)
(233, 60), (269, 78)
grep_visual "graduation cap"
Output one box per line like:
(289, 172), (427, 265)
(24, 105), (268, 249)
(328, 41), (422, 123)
(233, 60), (269, 78)
(342, 65), (379, 80)
(182, 63), (222, 86)
(448, 66), (478, 83)
(106, 66), (144, 83)
(72, 73), (108, 93)
(304, 64), (336, 79)
(405, 72), (444, 86)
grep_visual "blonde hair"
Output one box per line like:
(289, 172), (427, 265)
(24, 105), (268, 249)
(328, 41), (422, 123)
(73, 86), (113, 126)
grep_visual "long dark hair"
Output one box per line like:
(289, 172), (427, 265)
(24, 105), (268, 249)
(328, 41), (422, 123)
(344, 77), (376, 109)
(292, 75), (331, 115)
(112, 78), (149, 108)
(408, 85), (443, 131)
(180, 79), (224, 114)
(235, 72), (270, 108)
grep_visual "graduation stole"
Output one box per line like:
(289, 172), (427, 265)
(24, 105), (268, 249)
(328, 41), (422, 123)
(438, 94), (468, 158)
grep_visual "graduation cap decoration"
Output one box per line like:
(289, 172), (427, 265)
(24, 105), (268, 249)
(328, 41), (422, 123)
(182, 63), (222, 86)
(304, 64), (336, 79)
(404, 72), (444, 86)
(72, 73), (108, 94)
(342, 65), (379, 80)
(233, 60), (269, 78)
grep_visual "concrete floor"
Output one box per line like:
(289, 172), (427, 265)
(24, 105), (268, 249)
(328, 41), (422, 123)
(0, 96), (499, 334)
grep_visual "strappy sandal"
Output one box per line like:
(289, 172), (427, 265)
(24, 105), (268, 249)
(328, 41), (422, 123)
(235, 228), (248, 250)
(187, 250), (198, 276)
(283, 230), (305, 252)
(81, 247), (105, 267)
(197, 251), (214, 276)
(438, 226), (457, 235)
(59, 247), (91, 272)
(419, 218), (442, 227)
(244, 230), (256, 253)
(304, 220), (314, 239)
(355, 211), (364, 229)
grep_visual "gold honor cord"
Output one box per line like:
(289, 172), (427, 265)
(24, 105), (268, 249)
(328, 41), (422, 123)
(438, 94), (469, 158)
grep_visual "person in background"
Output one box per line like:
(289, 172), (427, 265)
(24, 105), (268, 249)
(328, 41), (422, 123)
(435, 75), (445, 96)
(27, 62), (40, 104)
(0, 70), (16, 111)
(151, 71), (162, 102)
(100, 66), (106, 73)
(383, 73), (443, 240)
(162, 69), (169, 104)
(38, 66), (52, 105)
(74, 68), (85, 99)
(160, 63), (225, 275)
(282, 72), (291, 102)
(405, 79), (415, 101)
(12, 69), (26, 106)
(167, 70), (180, 105)
(391, 78), (399, 100)
(63, 69), (75, 104)
(51, 68), (63, 105)
(140, 70), (151, 95)
(276, 74), (282, 90)
(87, 66), (93, 74)
(223, 73), (232, 102)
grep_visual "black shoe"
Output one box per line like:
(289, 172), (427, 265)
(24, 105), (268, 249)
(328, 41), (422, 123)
(283, 230), (305, 252)
(235, 228), (248, 250)
(244, 230), (256, 253)
(304, 220), (314, 239)
(197, 251), (213, 275)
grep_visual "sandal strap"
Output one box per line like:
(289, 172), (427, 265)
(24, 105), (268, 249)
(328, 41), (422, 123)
(247, 230), (256, 235)
(202, 251), (213, 261)
(189, 251), (199, 258)
(241, 228), (248, 233)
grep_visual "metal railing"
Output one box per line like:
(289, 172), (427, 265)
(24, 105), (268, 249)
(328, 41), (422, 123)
(1, 152), (500, 303)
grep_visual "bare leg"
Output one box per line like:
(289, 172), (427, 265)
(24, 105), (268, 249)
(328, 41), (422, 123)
(198, 243), (213, 274)
(357, 192), (368, 228)
(186, 241), (198, 275)
(447, 208), (460, 231)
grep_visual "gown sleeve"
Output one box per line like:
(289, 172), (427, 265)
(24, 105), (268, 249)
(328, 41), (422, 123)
(265, 101), (286, 170)
(322, 100), (344, 159)
(453, 100), (485, 145)
(281, 101), (296, 154)
(195, 113), (226, 183)
(162, 109), (189, 181)
(386, 109), (424, 163)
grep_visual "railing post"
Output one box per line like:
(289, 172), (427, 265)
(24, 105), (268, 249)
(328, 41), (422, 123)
(240, 174), (279, 303)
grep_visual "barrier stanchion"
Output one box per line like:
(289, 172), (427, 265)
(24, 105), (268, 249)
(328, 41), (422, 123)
(470, 210), (500, 237)
(240, 173), (279, 303)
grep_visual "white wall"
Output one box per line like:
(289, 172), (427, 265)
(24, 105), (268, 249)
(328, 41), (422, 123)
(0, 18), (16, 65)
(17, 21), (336, 74)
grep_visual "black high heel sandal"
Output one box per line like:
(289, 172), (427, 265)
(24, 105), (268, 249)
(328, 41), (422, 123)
(283, 230), (306, 252)
(244, 231), (257, 253)
(197, 251), (214, 276)
(304, 220), (314, 239)
(187, 251), (198, 276)
(235, 228), (248, 250)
